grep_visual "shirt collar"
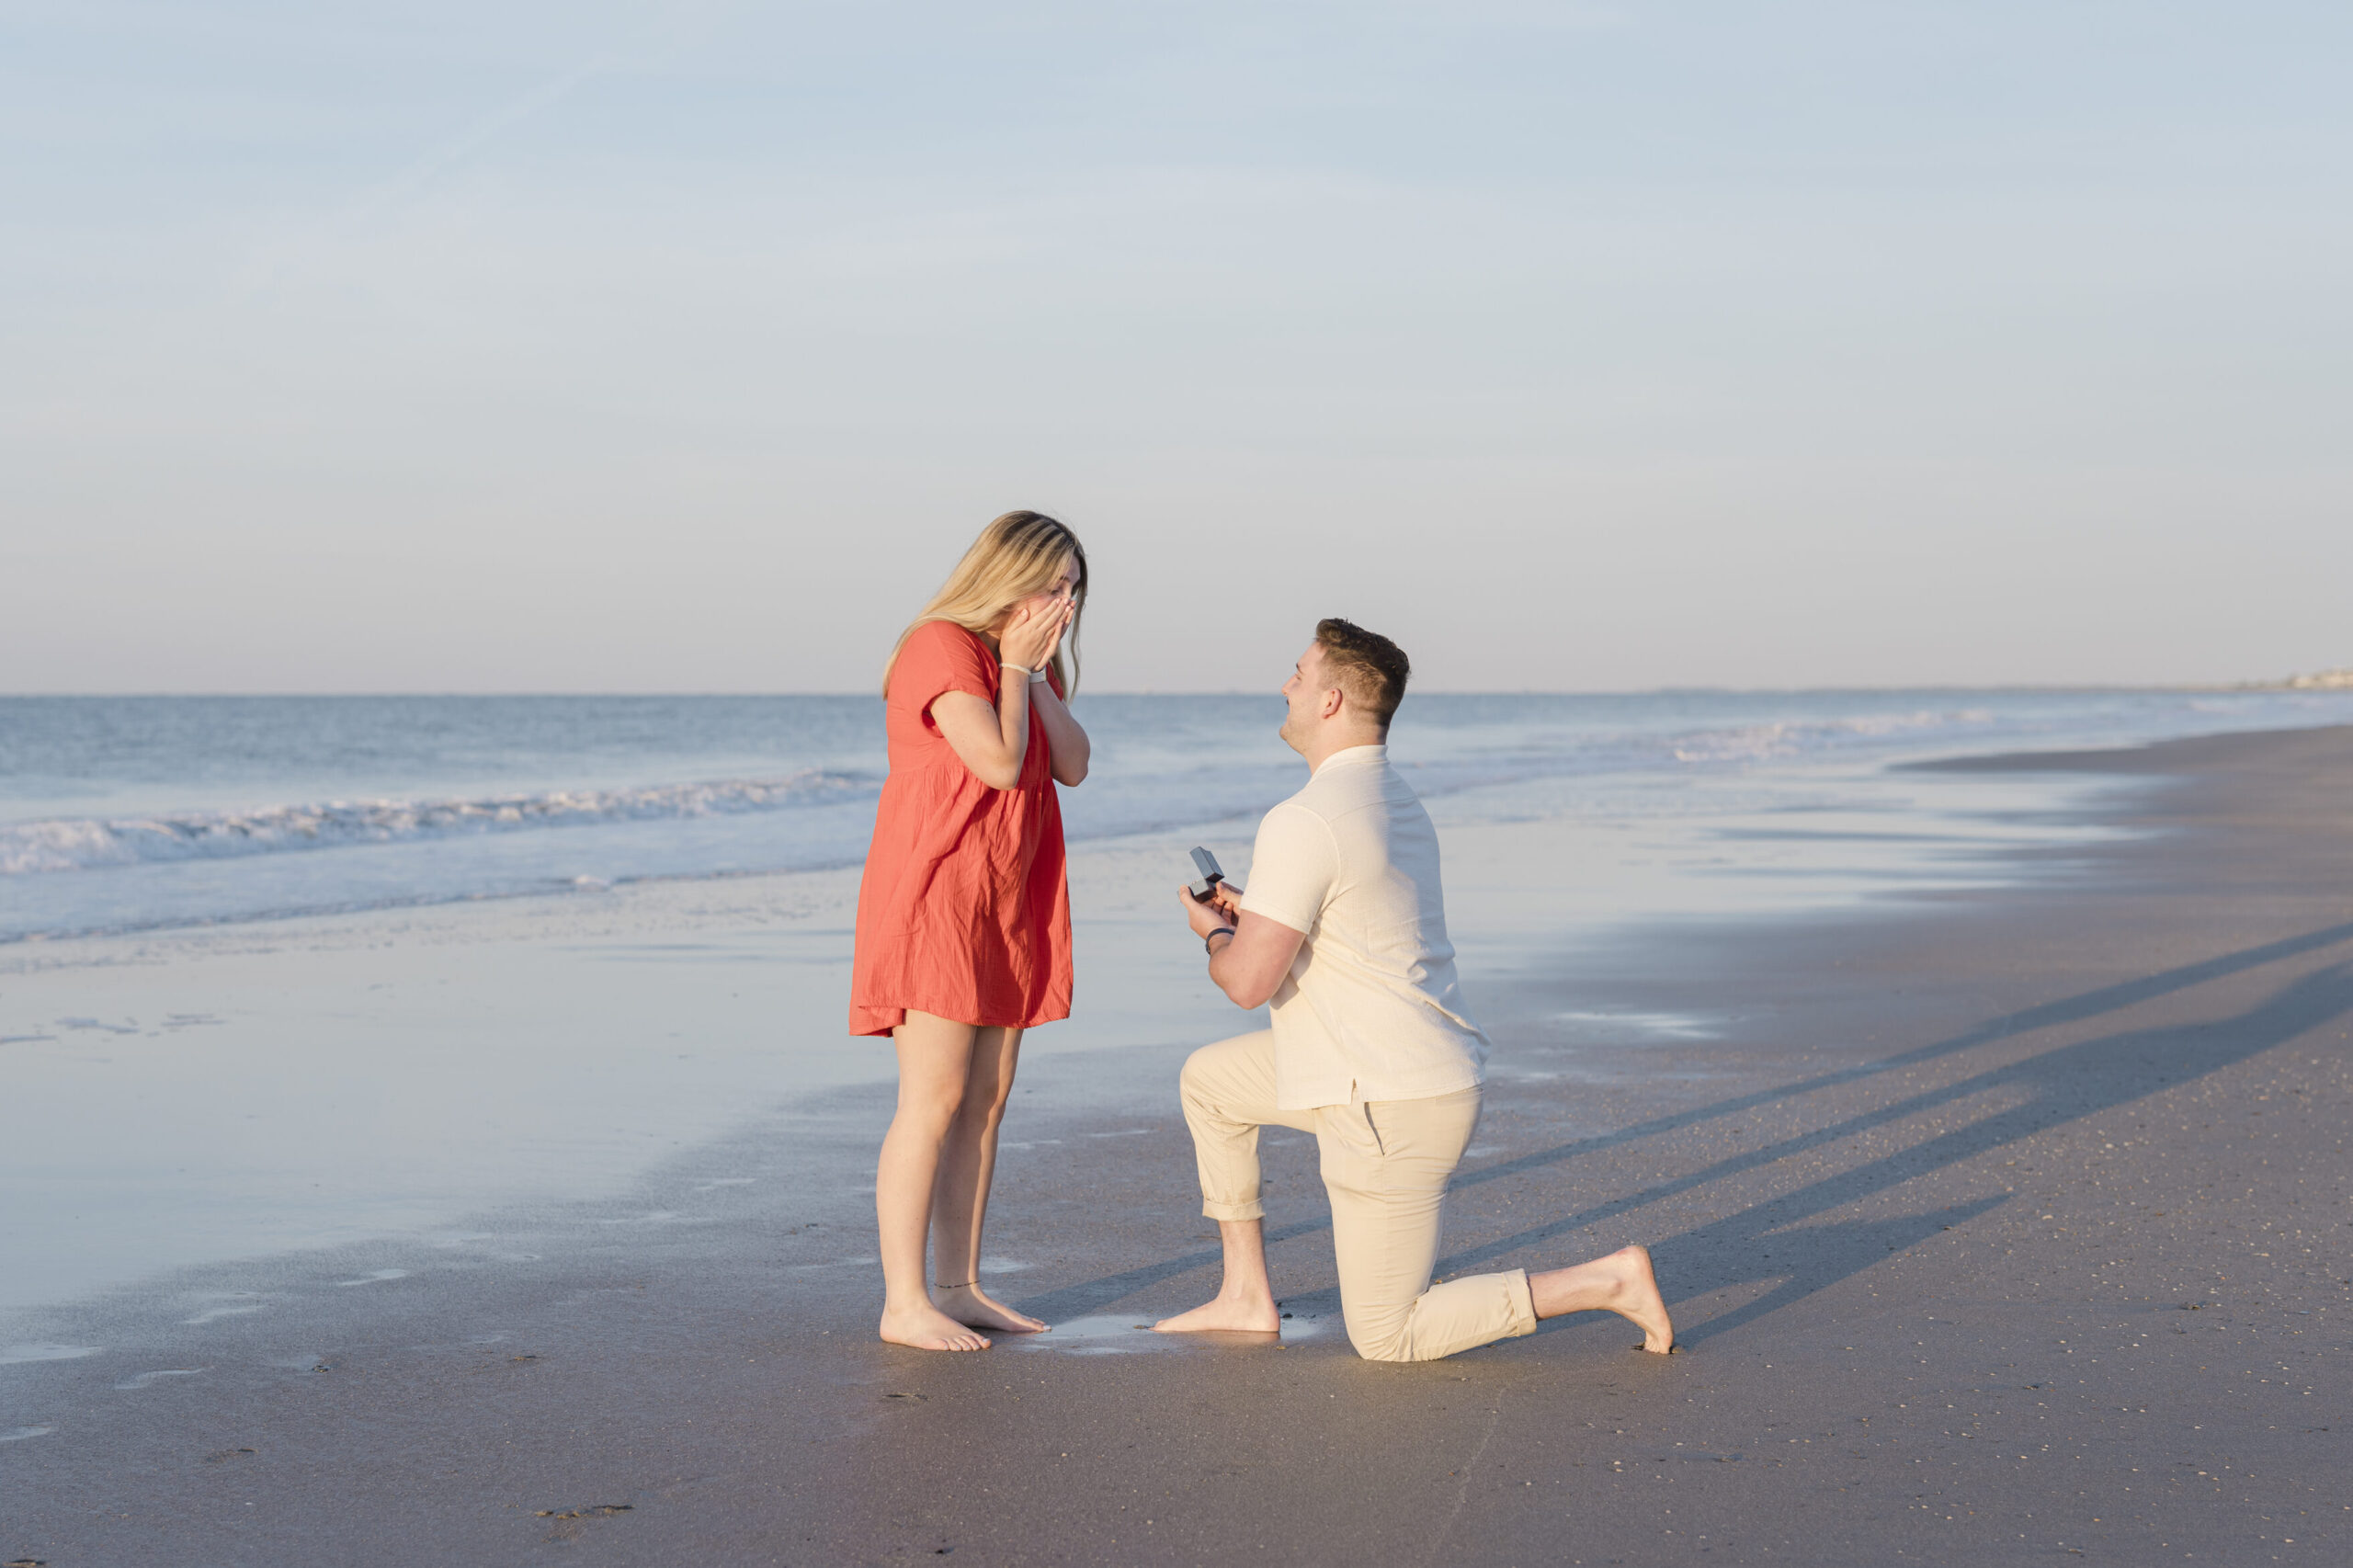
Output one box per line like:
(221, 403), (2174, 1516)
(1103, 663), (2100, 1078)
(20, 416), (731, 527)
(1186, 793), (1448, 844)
(1311, 743), (1388, 777)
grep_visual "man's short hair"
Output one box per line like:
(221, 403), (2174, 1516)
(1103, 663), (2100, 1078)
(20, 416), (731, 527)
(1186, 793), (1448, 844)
(1315, 618), (1411, 730)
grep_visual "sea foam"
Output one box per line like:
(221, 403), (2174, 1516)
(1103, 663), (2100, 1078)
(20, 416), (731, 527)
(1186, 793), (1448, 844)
(0, 770), (878, 876)
(1665, 709), (1995, 764)
(6, 688), (2341, 943)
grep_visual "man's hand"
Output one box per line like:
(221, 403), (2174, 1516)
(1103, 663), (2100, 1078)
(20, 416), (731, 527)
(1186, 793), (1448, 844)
(1180, 885), (1236, 940)
(1180, 884), (1304, 1009)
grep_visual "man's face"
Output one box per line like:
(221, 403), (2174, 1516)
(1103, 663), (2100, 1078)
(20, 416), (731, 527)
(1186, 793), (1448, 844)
(1278, 641), (1330, 754)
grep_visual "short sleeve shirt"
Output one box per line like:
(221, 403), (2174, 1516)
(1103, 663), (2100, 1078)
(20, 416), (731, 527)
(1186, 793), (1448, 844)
(1239, 744), (1488, 1109)
(892, 619), (996, 727)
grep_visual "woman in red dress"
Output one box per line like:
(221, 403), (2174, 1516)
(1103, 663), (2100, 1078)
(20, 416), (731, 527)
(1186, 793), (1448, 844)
(853, 511), (1091, 1351)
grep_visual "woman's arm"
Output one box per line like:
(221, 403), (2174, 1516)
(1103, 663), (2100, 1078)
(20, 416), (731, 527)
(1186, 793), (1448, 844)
(931, 674), (1032, 791)
(927, 599), (1068, 791)
(1032, 679), (1090, 786)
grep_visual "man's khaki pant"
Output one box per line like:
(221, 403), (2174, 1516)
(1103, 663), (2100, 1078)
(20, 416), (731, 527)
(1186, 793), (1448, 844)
(1179, 1029), (1538, 1363)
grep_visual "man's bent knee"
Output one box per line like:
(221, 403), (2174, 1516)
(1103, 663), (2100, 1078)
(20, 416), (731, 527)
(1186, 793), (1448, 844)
(1350, 1325), (1470, 1364)
(1179, 1032), (1270, 1107)
(1177, 1045), (1229, 1116)
(1342, 1312), (1418, 1364)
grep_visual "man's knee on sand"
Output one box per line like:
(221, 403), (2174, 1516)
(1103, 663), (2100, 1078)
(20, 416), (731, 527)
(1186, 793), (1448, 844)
(1345, 1318), (1418, 1363)
(1342, 1269), (1541, 1363)
(1343, 1301), (1476, 1363)
(1335, 1282), (1426, 1363)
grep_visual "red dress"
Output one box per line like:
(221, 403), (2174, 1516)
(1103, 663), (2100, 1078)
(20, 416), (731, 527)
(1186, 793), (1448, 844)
(848, 619), (1074, 1036)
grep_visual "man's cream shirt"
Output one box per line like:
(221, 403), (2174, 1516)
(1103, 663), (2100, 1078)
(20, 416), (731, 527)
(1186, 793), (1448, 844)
(1237, 744), (1489, 1110)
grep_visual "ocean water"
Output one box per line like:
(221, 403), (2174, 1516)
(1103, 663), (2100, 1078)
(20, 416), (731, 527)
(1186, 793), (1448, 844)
(2, 688), (2347, 945)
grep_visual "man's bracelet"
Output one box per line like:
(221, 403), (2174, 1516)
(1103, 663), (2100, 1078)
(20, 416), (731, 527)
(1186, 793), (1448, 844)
(1204, 926), (1236, 956)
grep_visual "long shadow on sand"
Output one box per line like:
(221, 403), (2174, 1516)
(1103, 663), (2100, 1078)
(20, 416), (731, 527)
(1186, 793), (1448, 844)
(1444, 959), (2353, 1344)
(1017, 921), (2353, 1333)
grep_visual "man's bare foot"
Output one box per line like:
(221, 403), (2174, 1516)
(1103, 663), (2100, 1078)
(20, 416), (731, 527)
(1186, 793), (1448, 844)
(1153, 1292), (1280, 1335)
(879, 1301), (992, 1352)
(1529, 1244), (1676, 1353)
(1608, 1244), (1677, 1353)
(934, 1283), (1049, 1335)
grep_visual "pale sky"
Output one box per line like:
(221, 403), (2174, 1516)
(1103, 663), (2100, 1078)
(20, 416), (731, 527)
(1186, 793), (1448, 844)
(3, 2), (2347, 693)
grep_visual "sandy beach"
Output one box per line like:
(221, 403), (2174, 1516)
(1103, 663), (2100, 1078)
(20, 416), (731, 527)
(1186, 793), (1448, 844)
(13, 2), (2350, 1560)
(5, 724), (2348, 1565)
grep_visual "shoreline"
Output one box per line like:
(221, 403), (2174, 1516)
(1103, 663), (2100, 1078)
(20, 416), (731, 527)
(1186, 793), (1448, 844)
(10, 687), (2348, 949)
(5, 724), (2349, 1564)
(0, 730), (2149, 1315)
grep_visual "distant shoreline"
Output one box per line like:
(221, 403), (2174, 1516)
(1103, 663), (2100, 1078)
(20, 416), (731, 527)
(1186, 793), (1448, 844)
(1903, 719), (2353, 774)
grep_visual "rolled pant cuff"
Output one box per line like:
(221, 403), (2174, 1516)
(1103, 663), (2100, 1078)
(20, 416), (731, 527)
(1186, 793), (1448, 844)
(1503, 1267), (1539, 1338)
(1201, 1198), (1266, 1222)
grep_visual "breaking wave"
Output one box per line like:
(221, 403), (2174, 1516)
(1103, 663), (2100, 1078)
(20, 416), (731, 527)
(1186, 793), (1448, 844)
(0, 770), (880, 877)
(1665, 709), (1995, 764)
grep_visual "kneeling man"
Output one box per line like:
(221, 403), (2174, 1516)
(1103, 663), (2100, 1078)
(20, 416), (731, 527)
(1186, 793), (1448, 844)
(1158, 619), (1675, 1362)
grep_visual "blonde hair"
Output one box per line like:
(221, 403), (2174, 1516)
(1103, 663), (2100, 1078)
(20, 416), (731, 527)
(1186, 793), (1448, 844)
(882, 510), (1088, 698)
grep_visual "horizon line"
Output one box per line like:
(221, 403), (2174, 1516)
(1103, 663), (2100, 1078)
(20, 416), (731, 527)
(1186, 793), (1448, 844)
(4, 682), (2347, 700)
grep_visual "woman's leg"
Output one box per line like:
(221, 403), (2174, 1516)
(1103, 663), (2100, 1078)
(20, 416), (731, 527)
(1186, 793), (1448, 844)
(930, 1026), (1049, 1333)
(877, 1011), (992, 1350)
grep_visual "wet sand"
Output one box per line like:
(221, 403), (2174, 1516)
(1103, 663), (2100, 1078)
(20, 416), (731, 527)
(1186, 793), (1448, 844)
(5, 726), (2349, 1565)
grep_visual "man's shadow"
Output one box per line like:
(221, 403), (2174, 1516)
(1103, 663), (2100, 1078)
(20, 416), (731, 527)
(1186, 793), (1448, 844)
(1017, 921), (2353, 1334)
(1441, 958), (2353, 1345)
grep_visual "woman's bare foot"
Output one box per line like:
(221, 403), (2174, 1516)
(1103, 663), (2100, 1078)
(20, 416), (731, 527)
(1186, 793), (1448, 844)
(1529, 1244), (1677, 1353)
(1153, 1291), (1280, 1335)
(934, 1282), (1049, 1335)
(879, 1301), (993, 1352)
